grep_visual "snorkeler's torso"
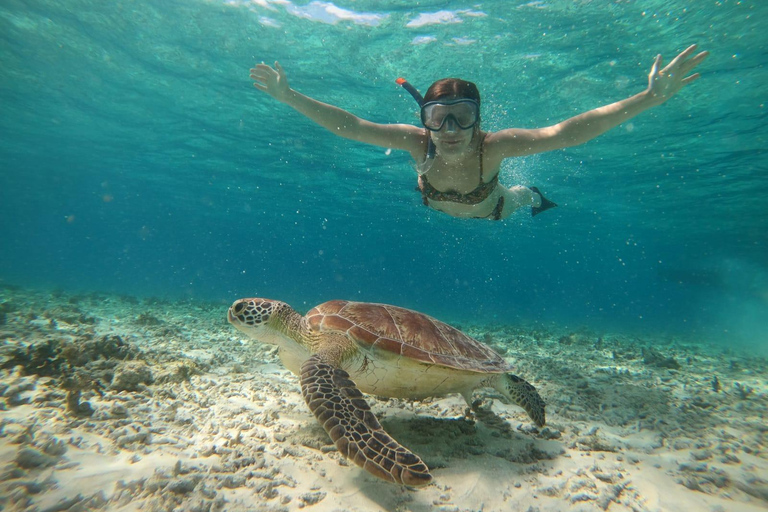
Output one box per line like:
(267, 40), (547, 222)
(422, 183), (504, 218)
(417, 133), (504, 218)
(422, 158), (488, 193)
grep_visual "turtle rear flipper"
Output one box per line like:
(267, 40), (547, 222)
(300, 354), (432, 486)
(494, 373), (546, 427)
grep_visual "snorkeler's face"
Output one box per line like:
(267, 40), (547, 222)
(426, 109), (475, 158)
(422, 97), (479, 157)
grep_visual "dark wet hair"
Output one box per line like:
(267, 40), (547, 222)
(423, 78), (481, 106)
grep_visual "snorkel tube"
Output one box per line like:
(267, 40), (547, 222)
(396, 77), (436, 160)
(396, 77), (425, 105)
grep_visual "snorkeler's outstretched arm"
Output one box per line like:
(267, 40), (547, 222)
(487, 45), (709, 159)
(250, 62), (425, 157)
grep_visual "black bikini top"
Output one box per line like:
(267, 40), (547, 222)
(417, 135), (497, 206)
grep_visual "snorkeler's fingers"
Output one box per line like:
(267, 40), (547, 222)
(680, 51), (710, 74)
(693, 51), (709, 64)
(250, 68), (271, 79)
(251, 67), (279, 86)
(253, 63), (277, 74)
(665, 44), (698, 72)
(250, 65), (272, 74)
(251, 64), (278, 79)
(650, 54), (662, 76)
(275, 61), (285, 77)
(249, 73), (271, 86)
(681, 73), (701, 85)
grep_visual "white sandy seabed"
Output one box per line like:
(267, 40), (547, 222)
(0, 287), (766, 512)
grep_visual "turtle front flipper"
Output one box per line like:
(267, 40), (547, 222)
(300, 354), (432, 486)
(494, 373), (546, 427)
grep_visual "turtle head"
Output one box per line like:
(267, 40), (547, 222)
(228, 298), (299, 347)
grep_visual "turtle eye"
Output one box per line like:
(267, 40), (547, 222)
(233, 302), (246, 315)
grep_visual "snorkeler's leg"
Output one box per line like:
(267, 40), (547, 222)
(530, 187), (557, 217)
(498, 186), (558, 219)
(497, 186), (535, 219)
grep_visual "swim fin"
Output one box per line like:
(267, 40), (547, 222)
(530, 187), (557, 217)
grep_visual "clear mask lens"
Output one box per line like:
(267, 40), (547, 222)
(421, 100), (479, 131)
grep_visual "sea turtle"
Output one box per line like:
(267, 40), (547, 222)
(227, 298), (545, 486)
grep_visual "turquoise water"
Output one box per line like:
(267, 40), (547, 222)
(1, 0), (766, 347)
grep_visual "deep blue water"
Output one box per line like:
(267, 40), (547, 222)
(1, 0), (766, 349)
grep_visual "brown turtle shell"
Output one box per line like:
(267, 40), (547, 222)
(305, 300), (511, 373)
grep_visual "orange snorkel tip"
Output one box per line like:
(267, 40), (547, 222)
(396, 77), (425, 106)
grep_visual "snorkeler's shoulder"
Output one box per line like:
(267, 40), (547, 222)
(483, 127), (535, 144)
(484, 128), (550, 158)
(482, 129), (524, 159)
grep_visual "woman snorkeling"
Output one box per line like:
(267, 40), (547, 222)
(249, 45), (708, 221)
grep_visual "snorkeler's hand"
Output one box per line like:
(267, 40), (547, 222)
(250, 61), (291, 103)
(646, 44), (709, 105)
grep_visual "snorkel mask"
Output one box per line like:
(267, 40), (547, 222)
(420, 99), (479, 131)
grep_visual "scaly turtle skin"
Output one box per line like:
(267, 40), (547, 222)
(227, 298), (545, 486)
